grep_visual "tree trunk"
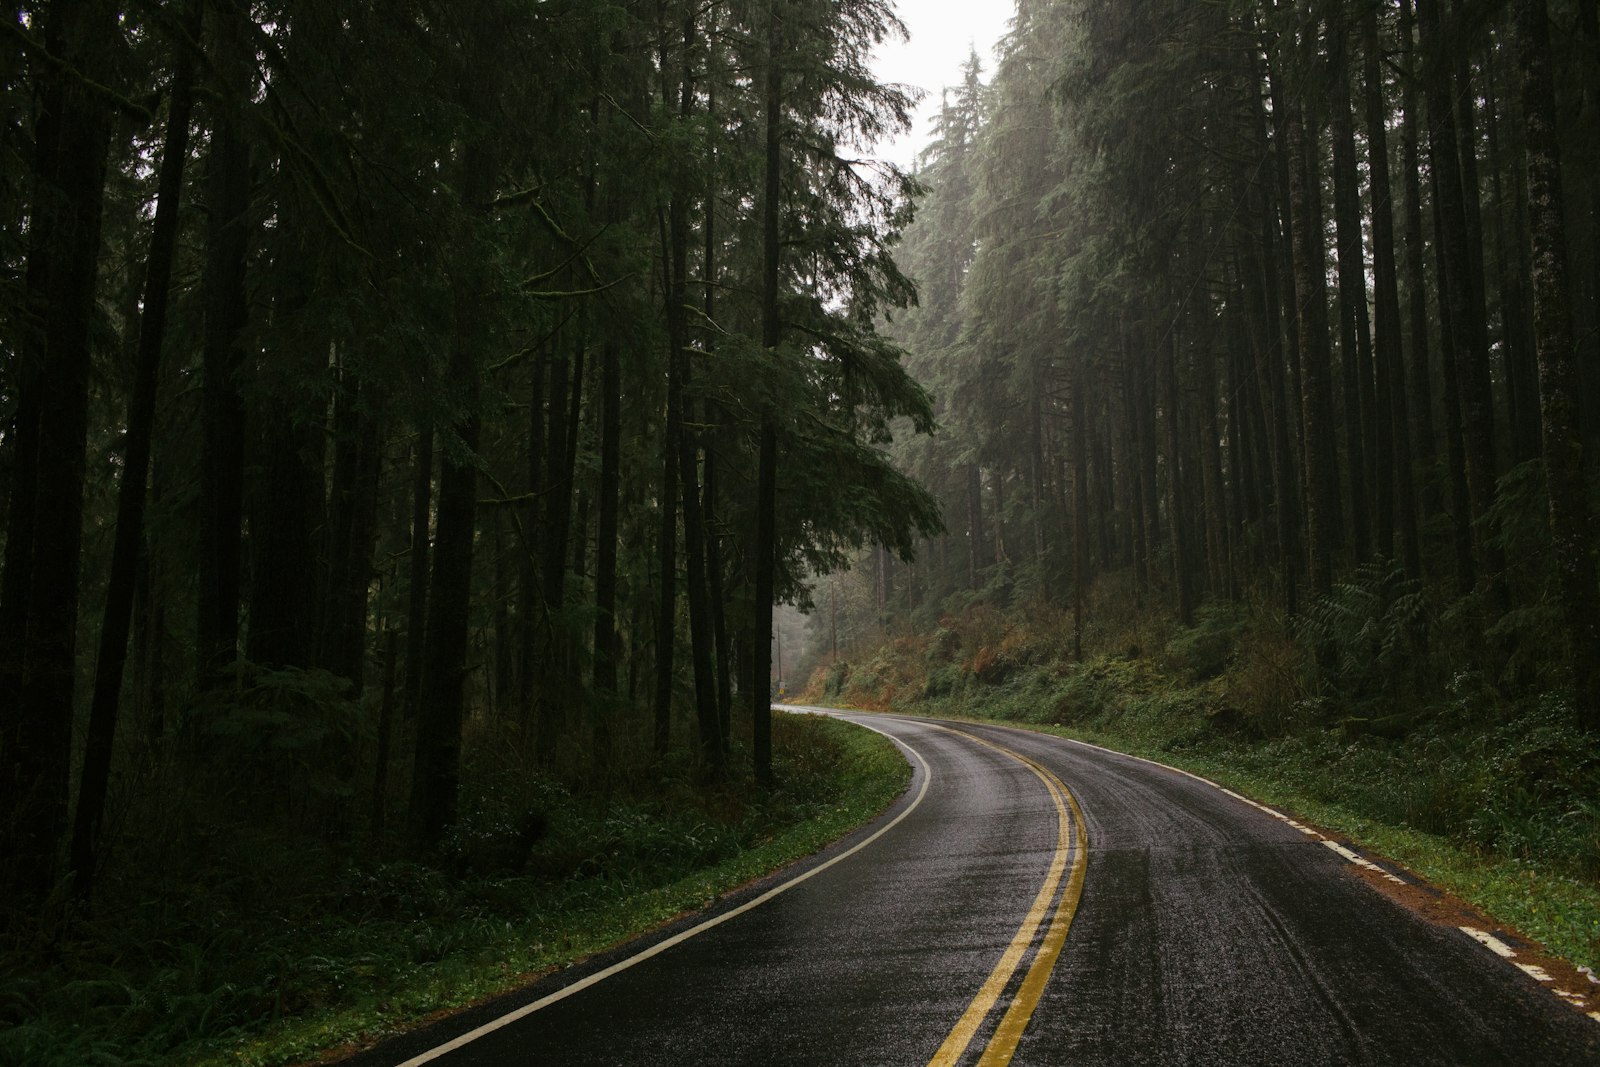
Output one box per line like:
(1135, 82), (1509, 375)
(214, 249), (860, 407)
(652, 265), (682, 759)
(701, 102), (734, 754)
(1484, 65), (1542, 469)
(1513, 0), (1600, 731)
(320, 379), (382, 692)
(1286, 47), (1338, 598)
(751, 0), (784, 788)
(1162, 331), (1195, 626)
(371, 628), (398, 836)
(1364, 4), (1422, 581)
(247, 396), (322, 669)
(1398, 0), (1442, 520)
(1420, 0), (1506, 606)
(965, 463), (984, 585)
(196, 0), (254, 689)
(1242, 237), (1299, 614)
(403, 425), (433, 720)
(1199, 339), (1232, 600)
(71, 11), (199, 897)
(1071, 377), (1088, 660)
(541, 334), (578, 752)
(680, 391), (722, 770)
(591, 340), (621, 761)
(517, 347), (544, 730)
(409, 41), (498, 847)
(1433, 185), (1480, 596)
(1330, 31), (1374, 562)
(1, 0), (119, 909)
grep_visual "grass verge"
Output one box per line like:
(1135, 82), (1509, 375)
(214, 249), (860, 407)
(802, 594), (1600, 978)
(0, 711), (909, 1067)
(1004, 717), (1599, 977)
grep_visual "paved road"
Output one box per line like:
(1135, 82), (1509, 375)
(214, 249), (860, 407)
(350, 710), (1600, 1066)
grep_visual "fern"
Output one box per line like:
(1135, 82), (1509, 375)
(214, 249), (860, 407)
(1298, 560), (1427, 703)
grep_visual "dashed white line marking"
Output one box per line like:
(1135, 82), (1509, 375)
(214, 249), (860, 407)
(1458, 925), (1600, 1018)
(1322, 840), (1407, 883)
(959, 720), (1600, 1027)
(1460, 927), (1518, 959)
(1053, 735), (1424, 885)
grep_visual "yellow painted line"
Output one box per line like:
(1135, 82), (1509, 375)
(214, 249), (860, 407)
(978, 758), (1088, 1066)
(397, 715), (933, 1067)
(925, 726), (1087, 1067)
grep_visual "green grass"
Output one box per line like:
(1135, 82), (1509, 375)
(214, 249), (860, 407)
(803, 597), (1600, 978)
(1021, 720), (1600, 976)
(0, 712), (910, 1067)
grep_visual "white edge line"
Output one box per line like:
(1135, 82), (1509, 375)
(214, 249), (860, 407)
(890, 715), (1600, 1029)
(1460, 926), (1518, 959)
(1021, 724), (1600, 1027)
(1056, 733), (1414, 885)
(397, 714), (933, 1066)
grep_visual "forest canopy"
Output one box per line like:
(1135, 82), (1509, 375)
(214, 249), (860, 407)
(804, 0), (1600, 743)
(5, 0), (1600, 1011)
(0, 0), (941, 923)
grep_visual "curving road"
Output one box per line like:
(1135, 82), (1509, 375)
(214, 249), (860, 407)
(348, 710), (1600, 1066)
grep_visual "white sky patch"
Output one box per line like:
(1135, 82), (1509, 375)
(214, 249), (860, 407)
(872, 0), (1014, 170)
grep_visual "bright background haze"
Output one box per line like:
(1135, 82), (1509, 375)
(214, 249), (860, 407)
(871, 1), (1013, 169)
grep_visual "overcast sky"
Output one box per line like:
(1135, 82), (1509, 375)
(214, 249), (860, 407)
(871, 0), (1014, 169)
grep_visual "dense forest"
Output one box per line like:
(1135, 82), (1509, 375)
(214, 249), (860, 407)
(0, 0), (941, 933)
(789, 0), (1600, 977)
(5, 0), (1600, 1056)
(809, 0), (1600, 724)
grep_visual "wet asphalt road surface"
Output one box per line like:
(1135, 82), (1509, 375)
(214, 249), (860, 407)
(350, 710), (1600, 1066)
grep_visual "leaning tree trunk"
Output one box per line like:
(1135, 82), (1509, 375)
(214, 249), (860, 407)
(71, 8), (199, 898)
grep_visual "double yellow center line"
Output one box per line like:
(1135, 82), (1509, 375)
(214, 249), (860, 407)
(927, 727), (1089, 1067)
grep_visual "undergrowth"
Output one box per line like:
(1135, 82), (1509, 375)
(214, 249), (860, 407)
(801, 575), (1600, 974)
(0, 712), (908, 1067)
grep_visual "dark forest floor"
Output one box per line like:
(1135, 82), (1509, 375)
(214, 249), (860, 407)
(0, 712), (909, 1067)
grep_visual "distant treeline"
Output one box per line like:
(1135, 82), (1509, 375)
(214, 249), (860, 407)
(826, 0), (1600, 727)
